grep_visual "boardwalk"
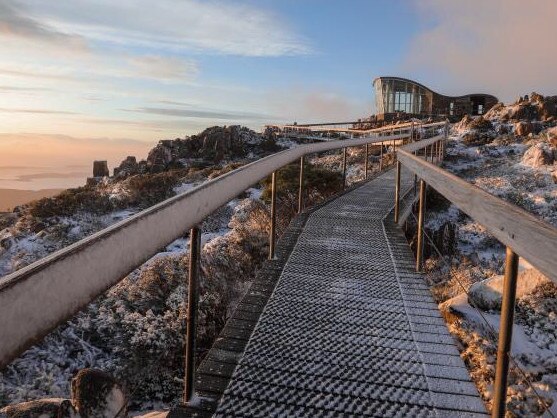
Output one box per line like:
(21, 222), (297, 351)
(179, 169), (487, 417)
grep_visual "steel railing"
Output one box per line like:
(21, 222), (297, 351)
(394, 128), (557, 418)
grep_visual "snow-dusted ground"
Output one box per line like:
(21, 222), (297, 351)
(421, 118), (557, 415)
(0, 163), (270, 410)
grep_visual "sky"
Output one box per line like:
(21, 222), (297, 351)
(0, 0), (556, 188)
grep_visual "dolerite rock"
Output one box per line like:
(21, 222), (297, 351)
(114, 156), (140, 178)
(71, 369), (127, 418)
(468, 116), (493, 132)
(521, 143), (555, 167)
(468, 268), (551, 311)
(514, 121), (534, 136)
(92, 161), (109, 178)
(146, 126), (262, 169)
(147, 143), (173, 172)
(0, 398), (78, 418)
(454, 114), (474, 131)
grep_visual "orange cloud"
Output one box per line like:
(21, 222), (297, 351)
(265, 89), (367, 123)
(0, 133), (154, 170)
(405, 0), (557, 101)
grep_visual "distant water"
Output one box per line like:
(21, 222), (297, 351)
(0, 166), (90, 190)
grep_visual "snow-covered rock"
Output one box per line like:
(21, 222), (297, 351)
(515, 121), (534, 137)
(0, 398), (78, 418)
(521, 143), (555, 168)
(468, 269), (551, 311)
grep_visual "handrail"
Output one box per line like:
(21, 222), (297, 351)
(267, 120), (446, 135)
(397, 147), (557, 284)
(0, 128), (415, 369)
(397, 130), (557, 418)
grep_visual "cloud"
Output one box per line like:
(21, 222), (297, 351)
(0, 85), (51, 91)
(21, 0), (311, 57)
(0, 0), (87, 51)
(0, 133), (155, 169)
(128, 55), (199, 81)
(0, 107), (80, 115)
(265, 89), (367, 124)
(124, 106), (274, 121)
(405, 0), (557, 101)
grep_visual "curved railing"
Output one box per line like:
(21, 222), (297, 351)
(0, 124), (435, 373)
(394, 134), (557, 418)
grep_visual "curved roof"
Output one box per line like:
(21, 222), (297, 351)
(372, 76), (497, 101)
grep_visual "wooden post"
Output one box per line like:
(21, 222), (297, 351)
(298, 156), (304, 213)
(416, 179), (426, 271)
(269, 171), (277, 259)
(184, 226), (201, 403)
(394, 161), (401, 223)
(379, 142), (383, 171)
(492, 247), (520, 418)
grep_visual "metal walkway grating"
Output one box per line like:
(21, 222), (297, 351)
(213, 168), (487, 417)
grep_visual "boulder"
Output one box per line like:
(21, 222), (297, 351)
(147, 144), (173, 172)
(92, 161), (109, 178)
(468, 268), (551, 311)
(71, 369), (127, 418)
(0, 399), (78, 418)
(468, 116), (493, 132)
(521, 143), (555, 167)
(547, 127), (557, 146)
(114, 156), (140, 178)
(514, 121), (533, 136)
(455, 114), (474, 131)
(461, 131), (491, 146)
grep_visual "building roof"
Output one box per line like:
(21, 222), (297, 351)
(372, 76), (498, 101)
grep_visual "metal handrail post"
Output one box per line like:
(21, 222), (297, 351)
(342, 147), (347, 189)
(416, 179), (426, 271)
(298, 156), (304, 213)
(184, 226), (201, 403)
(269, 171), (277, 259)
(365, 144), (369, 179)
(394, 161), (401, 223)
(492, 247), (520, 418)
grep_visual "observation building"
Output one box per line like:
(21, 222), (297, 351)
(373, 76), (498, 121)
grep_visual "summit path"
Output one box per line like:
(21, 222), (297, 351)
(189, 168), (487, 417)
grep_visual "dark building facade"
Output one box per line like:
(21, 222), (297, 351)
(373, 76), (498, 122)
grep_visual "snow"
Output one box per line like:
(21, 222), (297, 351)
(275, 137), (299, 149)
(422, 115), (557, 415)
(173, 182), (197, 195)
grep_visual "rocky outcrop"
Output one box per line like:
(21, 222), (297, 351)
(521, 143), (555, 167)
(105, 126), (268, 179)
(455, 115), (496, 146)
(514, 121), (534, 137)
(114, 156), (140, 178)
(145, 126), (263, 172)
(92, 161), (109, 178)
(485, 93), (557, 122)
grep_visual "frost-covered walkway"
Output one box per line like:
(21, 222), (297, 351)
(210, 169), (486, 417)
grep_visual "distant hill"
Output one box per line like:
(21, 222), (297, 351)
(0, 188), (63, 212)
